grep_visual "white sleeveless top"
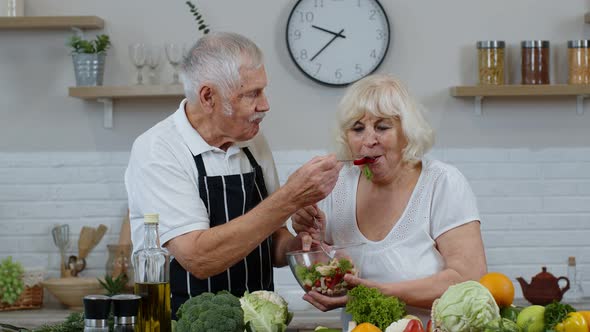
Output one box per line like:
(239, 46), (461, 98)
(320, 158), (480, 325)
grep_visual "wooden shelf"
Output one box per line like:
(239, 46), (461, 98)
(0, 16), (104, 30)
(451, 84), (590, 97)
(69, 85), (184, 128)
(450, 84), (590, 115)
(69, 84), (184, 99)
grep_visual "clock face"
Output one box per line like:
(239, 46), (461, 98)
(286, 0), (390, 87)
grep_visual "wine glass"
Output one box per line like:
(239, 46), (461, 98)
(165, 43), (184, 84)
(146, 46), (162, 85)
(129, 43), (147, 85)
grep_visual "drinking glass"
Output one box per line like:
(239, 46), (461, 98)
(129, 43), (147, 85)
(146, 46), (162, 85)
(165, 43), (184, 84)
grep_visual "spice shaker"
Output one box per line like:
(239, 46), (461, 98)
(83, 295), (111, 332)
(112, 294), (142, 332)
(477, 40), (506, 85)
(521, 40), (550, 84)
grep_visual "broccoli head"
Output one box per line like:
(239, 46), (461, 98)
(176, 291), (244, 332)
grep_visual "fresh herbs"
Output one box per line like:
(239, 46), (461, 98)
(345, 285), (406, 331)
(186, 1), (210, 34)
(0, 256), (24, 305)
(34, 312), (84, 332)
(544, 301), (576, 330)
(67, 34), (111, 54)
(98, 273), (128, 296)
(362, 165), (373, 181)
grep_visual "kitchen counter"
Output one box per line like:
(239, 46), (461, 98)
(1, 298), (589, 331)
(0, 304), (342, 331)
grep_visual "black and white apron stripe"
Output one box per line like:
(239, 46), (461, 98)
(169, 147), (274, 320)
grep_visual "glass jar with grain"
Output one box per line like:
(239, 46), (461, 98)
(568, 40), (590, 85)
(477, 40), (505, 85)
(521, 40), (550, 84)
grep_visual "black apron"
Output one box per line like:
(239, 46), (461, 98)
(170, 147), (274, 319)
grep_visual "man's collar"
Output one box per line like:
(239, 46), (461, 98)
(174, 99), (248, 157)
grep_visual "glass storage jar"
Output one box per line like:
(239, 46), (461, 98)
(477, 40), (505, 85)
(106, 244), (134, 284)
(521, 40), (550, 84)
(568, 40), (590, 85)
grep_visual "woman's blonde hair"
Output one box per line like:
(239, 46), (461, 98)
(335, 74), (434, 164)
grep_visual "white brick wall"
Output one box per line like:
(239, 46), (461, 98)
(0, 149), (589, 309)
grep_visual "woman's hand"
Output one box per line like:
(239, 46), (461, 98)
(292, 204), (325, 238)
(343, 274), (385, 293)
(302, 274), (386, 312)
(302, 290), (348, 312)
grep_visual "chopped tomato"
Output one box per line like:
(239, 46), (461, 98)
(353, 157), (376, 165)
(403, 319), (425, 332)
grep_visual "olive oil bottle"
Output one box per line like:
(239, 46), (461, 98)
(132, 214), (171, 332)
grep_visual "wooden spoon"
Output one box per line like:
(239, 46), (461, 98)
(78, 226), (96, 260)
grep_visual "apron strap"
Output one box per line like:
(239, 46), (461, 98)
(242, 147), (260, 168)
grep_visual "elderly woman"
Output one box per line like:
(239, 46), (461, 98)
(292, 74), (487, 324)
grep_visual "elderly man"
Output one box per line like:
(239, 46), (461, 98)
(125, 32), (341, 317)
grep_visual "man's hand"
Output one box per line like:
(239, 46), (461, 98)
(292, 204), (324, 240)
(283, 154), (342, 209)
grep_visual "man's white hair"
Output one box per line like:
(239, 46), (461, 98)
(180, 32), (264, 112)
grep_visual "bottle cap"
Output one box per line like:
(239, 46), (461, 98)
(568, 256), (576, 266)
(83, 295), (111, 320)
(144, 213), (159, 224)
(112, 294), (141, 318)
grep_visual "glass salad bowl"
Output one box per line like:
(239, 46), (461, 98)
(286, 243), (365, 297)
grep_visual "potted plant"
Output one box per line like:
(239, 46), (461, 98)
(67, 34), (111, 86)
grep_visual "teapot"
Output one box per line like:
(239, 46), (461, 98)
(516, 266), (570, 305)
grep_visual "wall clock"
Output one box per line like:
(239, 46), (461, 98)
(286, 0), (391, 87)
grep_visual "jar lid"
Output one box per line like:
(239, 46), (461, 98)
(521, 40), (550, 48)
(112, 294), (141, 318)
(83, 294), (111, 320)
(568, 40), (590, 48)
(476, 40), (505, 49)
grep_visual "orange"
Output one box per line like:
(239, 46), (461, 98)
(352, 322), (382, 332)
(479, 272), (515, 308)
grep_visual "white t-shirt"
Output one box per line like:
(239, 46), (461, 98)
(321, 158), (480, 324)
(125, 99), (280, 253)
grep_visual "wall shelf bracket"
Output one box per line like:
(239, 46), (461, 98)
(576, 95), (586, 115)
(97, 98), (113, 128)
(474, 96), (483, 116)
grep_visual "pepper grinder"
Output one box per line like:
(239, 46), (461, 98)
(83, 295), (111, 332)
(112, 294), (141, 332)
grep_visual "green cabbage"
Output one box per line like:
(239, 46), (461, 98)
(432, 281), (500, 332)
(240, 290), (293, 332)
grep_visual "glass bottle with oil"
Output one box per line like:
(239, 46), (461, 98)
(132, 213), (171, 332)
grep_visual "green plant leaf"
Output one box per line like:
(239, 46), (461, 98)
(185, 1), (209, 35)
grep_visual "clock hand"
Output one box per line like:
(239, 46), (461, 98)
(311, 25), (346, 39)
(310, 28), (344, 61)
